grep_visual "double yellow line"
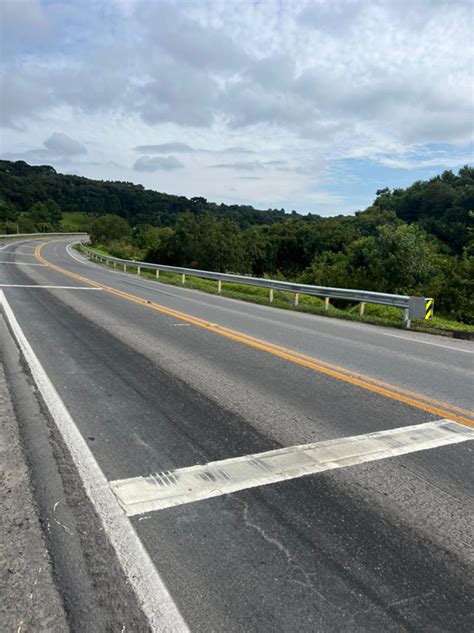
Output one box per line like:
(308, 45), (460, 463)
(35, 242), (474, 428)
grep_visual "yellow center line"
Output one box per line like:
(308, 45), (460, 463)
(35, 242), (474, 428)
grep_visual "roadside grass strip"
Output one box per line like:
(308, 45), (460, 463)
(110, 420), (474, 516)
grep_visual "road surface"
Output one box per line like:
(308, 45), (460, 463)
(0, 237), (473, 632)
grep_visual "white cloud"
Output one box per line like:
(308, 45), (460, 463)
(134, 142), (194, 153)
(133, 156), (184, 172)
(44, 132), (87, 156)
(0, 0), (472, 214)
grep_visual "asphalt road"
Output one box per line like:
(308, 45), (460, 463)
(1, 237), (473, 632)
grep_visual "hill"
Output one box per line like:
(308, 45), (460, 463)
(0, 160), (291, 229)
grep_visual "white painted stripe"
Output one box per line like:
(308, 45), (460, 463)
(0, 248), (37, 256)
(111, 420), (474, 516)
(0, 238), (41, 251)
(66, 241), (94, 266)
(381, 331), (474, 354)
(0, 261), (46, 267)
(0, 291), (189, 632)
(0, 284), (102, 289)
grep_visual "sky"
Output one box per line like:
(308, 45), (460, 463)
(0, 0), (473, 216)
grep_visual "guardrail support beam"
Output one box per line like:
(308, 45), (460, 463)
(324, 297), (330, 311)
(156, 270), (160, 279)
(181, 273), (186, 285)
(294, 293), (299, 307)
(123, 264), (127, 272)
(269, 288), (274, 303)
(403, 308), (411, 329)
(137, 266), (141, 276)
(217, 280), (222, 295)
(359, 302), (365, 316)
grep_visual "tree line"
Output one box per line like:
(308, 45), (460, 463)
(0, 160), (472, 323)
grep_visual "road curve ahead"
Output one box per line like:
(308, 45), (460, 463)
(1, 237), (473, 632)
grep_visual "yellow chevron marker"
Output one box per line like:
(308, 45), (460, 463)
(425, 298), (434, 320)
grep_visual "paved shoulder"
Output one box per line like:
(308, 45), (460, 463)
(0, 360), (68, 632)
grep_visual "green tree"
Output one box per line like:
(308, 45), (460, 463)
(90, 214), (132, 243)
(349, 224), (440, 294)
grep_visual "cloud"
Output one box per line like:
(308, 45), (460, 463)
(297, 1), (365, 34)
(44, 132), (87, 156)
(136, 2), (248, 72)
(0, 0), (472, 214)
(0, 0), (50, 56)
(2, 132), (87, 162)
(134, 142), (194, 153)
(212, 160), (287, 171)
(137, 59), (218, 127)
(212, 161), (264, 171)
(221, 147), (255, 154)
(133, 156), (184, 172)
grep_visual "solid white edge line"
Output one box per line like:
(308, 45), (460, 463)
(66, 241), (94, 267)
(381, 331), (474, 354)
(0, 290), (189, 633)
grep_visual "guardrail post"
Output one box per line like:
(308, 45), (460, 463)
(156, 270), (160, 279)
(181, 273), (186, 285)
(137, 266), (141, 276)
(123, 264), (127, 272)
(217, 279), (222, 294)
(269, 288), (274, 303)
(403, 308), (411, 329)
(113, 261), (116, 268)
(359, 302), (365, 316)
(294, 293), (299, 307)
(324, 297), (330, 311)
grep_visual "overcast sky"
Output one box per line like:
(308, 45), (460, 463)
(1, 0), (472, 215)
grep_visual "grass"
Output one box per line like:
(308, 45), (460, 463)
(79, 244), (474, 337)
(61, 212), (92, 232)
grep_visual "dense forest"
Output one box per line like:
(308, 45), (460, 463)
(0, 160), (472, 323)
(0, 160), (289, 228)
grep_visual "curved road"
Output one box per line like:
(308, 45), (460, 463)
(1, 237), (473, 632)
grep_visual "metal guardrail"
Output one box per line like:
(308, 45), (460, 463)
(0, 232), (87, 239)
(80, 243), (433, 328)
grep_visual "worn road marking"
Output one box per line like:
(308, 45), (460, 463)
(36, 241), (474, 428)
(111, 420), (473, 516)
(66, 242), (94, 267)
(0, 284), (103, 289)
(0, 248), (37, 256)
(381, 331), (474, 354)
(0, 290), (189, 632)
(0, 261), (47, 267)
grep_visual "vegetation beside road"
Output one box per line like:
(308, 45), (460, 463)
(80, 243), (474, 336)
(1, 160), (473, 326)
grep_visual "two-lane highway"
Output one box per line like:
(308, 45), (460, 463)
(1, 237), (473, 631)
